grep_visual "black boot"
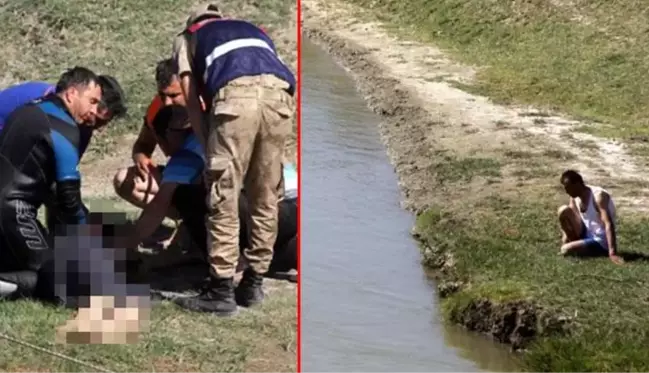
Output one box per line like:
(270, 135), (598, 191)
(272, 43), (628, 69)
(173, 276), (237, 316)
(235, 268), (265, 307)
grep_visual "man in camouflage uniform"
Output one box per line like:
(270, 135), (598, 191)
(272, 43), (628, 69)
(171, 3), (296, 316)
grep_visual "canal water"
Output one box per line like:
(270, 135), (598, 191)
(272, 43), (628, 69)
(300, 39), (520, 372)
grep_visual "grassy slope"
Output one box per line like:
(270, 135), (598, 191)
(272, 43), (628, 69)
(0, 0), (297, 371)
(346, 0), (649, 142)
(338, 0), (649, 371)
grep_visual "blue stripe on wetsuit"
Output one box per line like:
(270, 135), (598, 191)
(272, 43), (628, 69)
(38, 101), (86, 224)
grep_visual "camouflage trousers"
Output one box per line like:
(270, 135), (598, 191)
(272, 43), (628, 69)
(203, 74), (295, 278)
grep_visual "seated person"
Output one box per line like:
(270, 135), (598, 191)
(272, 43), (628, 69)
(125, 105), (298, 277)
(557, 169), (623, 264)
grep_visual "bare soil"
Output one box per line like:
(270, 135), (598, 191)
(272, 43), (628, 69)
(302, 0), (649, 214)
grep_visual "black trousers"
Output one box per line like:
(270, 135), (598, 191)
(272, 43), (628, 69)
(172, 184), (298, 272)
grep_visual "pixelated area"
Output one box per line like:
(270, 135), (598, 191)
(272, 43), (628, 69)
(50, 211), (152, 345)
(55, 295), (151, 345)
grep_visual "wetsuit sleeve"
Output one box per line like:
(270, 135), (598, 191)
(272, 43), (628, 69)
(51, 130), (86, 224)
(161, 150), (204, 185)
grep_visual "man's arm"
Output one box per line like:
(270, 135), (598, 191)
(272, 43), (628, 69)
(126, 183), (177, 249)
(595, 191), (618, 256)
(173, 33), (207, 151)
(179, 74), (207, 150)
(131, 122), (157, 161)
(51, 132), (86, 224)
(126, 148), (203, 248)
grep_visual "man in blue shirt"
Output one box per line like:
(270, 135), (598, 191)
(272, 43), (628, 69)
(125, 105), (298, 315)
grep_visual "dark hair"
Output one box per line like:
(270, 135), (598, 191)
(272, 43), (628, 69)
(155, 58), (177, 90)
(97, 75), (128, 119)
(152, 104), (189, 139)
(54, 66), (99, 94)
(560, 169), (584, 185)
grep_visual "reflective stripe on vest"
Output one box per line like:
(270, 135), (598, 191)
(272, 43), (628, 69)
(185, 18), (282, 85)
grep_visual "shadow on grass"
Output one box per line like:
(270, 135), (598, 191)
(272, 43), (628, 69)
(570, 250), (649, 263)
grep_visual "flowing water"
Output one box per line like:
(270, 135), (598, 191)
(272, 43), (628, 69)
(300, 39), (521, 372)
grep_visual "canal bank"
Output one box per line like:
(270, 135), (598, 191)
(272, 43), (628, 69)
(303, 0), (649, 371)
(300, 39), (520, 372)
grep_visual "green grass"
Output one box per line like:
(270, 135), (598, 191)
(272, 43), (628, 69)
(0, 0), (297, 370)
(0, 294), (296, 372)
(0, 0), (297, 158)
(412, 153), (649, 371)
(343, 0), (649, 141)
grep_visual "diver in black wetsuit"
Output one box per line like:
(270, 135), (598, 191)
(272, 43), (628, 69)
(0, 67), (104, 299)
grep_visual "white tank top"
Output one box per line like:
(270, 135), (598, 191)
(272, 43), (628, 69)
(576, 185), (616, 247)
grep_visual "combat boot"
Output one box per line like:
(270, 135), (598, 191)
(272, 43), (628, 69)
(235, 268), (265, 307)
(173, 277), (237, 316)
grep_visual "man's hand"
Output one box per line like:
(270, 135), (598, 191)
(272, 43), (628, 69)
(134, 154), (156, 180)
(609, 253), (625, 265)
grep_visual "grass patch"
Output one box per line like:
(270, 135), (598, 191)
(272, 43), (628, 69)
(430, 154), (501, 184)
(0, 0), (296, 159)
(343, 0), (649, 141)
(414, 181), (649, 370)
(0, 296), (296, 372)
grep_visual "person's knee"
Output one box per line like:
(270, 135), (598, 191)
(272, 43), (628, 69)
(113, 168), (130, 196)
(557, 205), (571, 218)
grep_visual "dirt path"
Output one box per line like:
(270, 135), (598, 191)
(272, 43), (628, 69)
(302, 0), (649, 213)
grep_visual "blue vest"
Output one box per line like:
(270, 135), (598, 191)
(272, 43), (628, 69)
(188, 19), (296, 101)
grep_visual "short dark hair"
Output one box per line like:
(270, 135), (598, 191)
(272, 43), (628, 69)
(152, 104), (189, 139)
(155, 58), (177, 90)
(561, 169), (584, 185)
(55, 66), (99, 94)
(97, 75), (128, 118)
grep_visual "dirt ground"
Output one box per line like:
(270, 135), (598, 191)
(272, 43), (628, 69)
(302, 0), (649, 214)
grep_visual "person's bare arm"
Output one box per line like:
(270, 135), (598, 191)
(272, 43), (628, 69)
(132, 122), (157, 161)
(595, 191), (621, 262)
(179, 74), (208, 150)
(126, 183), (177, 249)
(173, 33), (208, 151)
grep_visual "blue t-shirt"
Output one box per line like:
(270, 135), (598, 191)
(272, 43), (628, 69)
(161, 133), (298, 199)
(0, 81), (94, 157)
(0, 81), (53, 131)
(161, 133), (205, 185)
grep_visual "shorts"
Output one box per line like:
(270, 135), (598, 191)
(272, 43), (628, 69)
(580, 224), (607, 254)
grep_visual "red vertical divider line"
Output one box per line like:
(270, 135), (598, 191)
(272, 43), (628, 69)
(296, 0), (303, 370)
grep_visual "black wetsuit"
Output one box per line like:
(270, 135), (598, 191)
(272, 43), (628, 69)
(0, 95), (87, 275)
